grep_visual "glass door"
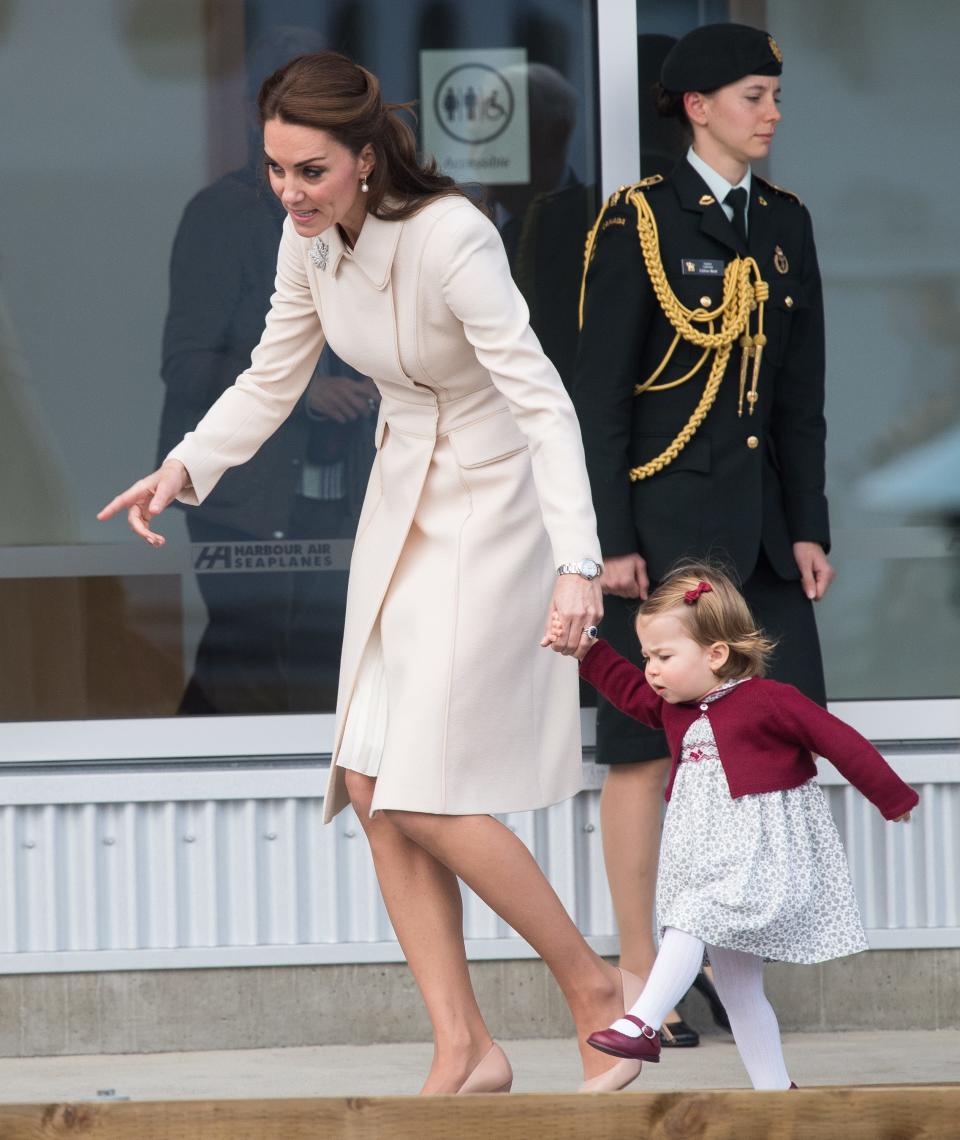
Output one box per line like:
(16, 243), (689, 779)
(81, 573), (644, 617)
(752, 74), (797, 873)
(0, 0), (635, 765)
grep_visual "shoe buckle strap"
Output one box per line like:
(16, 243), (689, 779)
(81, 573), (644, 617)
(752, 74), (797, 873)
(623, 1015), (658, 1039)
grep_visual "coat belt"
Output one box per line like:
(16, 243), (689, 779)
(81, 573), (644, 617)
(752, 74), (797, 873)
(380, 384), (509, 442)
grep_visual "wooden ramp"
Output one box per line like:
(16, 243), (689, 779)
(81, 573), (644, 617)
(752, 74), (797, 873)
(1, 1086), (956, 1139)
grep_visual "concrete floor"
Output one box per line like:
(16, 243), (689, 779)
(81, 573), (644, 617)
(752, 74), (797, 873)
(0, 1030), (956, 1102)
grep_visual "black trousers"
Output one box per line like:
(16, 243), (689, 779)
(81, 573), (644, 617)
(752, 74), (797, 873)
(595, 548), (827, 765)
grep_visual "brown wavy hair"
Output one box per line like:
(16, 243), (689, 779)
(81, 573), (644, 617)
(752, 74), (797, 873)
(637, 561), (776, 680)
(257, 51), (471, 221)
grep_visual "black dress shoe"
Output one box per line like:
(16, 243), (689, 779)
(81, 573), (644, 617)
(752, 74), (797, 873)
(659, 1019), (700, 1048)
(692, 971), (731, 1033)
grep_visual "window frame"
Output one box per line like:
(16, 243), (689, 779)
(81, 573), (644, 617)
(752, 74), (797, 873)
(1, 0), (955, 766)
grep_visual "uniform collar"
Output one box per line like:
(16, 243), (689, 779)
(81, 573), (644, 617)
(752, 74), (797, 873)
(686, 146), (752, 221)
(671, 155), (748, 256)
(324, 209), (403, 288)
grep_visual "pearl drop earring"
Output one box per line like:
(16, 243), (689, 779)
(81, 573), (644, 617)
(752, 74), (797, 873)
(361, 175), (369, 193)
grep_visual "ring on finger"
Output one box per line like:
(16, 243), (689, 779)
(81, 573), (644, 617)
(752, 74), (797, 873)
(582, 625), (599, 639)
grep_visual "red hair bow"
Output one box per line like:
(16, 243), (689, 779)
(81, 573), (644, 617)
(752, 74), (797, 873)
(683, 581), (713, 605)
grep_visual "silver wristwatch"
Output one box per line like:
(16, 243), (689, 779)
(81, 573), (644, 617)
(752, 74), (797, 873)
(557, 558), (603, 581)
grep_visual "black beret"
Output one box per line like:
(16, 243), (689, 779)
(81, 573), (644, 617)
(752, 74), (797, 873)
(660, 23), (782, 93)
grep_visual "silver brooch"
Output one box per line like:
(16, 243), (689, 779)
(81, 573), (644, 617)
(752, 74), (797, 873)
(309, 237), (329, 270)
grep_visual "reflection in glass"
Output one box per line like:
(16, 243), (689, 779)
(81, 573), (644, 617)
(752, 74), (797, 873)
(489, 62), (594, 390)
(0, 0), (601, 723)
(158, 27), (378, 714)
(765, 0), (960, 698)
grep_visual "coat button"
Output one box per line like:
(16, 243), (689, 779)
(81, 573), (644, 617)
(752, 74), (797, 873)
(747, 435), (759, 449)
(784, 295), (794, 308)
(700, 295), (712, 307)
(273, 530), (285, 539)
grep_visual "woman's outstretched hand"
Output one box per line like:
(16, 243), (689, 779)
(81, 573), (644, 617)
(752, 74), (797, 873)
(96, 459), (189, 547)
(539, 574), (602, 656)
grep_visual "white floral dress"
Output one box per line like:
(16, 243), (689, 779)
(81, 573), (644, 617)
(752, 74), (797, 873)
(656, 680), (869, 964)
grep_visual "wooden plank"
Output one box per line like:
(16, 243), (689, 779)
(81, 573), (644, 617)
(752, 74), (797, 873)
(0, 1087), (957, 1140)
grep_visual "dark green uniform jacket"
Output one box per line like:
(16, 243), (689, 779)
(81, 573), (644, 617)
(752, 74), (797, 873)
(573, 158), (829, 584)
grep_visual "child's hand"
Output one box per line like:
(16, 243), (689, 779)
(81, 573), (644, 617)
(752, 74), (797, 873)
(539, 609), (564, 649)
(892, 811), (912, 823)
(540, 609), (597, 660)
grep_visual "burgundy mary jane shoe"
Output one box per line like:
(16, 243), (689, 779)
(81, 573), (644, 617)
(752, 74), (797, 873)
(587, 1016), (662, 1063)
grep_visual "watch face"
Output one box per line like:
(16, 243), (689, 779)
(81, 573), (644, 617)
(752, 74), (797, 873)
(581, 559), (600, 579)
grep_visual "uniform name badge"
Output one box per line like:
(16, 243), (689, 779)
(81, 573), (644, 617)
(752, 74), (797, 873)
(681, 258), (725, 276)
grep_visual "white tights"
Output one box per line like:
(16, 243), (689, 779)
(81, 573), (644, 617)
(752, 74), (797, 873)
(611, 926), (792, 1090)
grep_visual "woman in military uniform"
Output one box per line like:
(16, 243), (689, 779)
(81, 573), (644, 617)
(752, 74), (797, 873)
(573, 23), (834, 1045)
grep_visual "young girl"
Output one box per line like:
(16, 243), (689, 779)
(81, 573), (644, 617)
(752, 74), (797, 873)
(547, 563), (918, 1090)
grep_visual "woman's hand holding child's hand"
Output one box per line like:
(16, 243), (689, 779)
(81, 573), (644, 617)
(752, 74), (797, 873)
(540, 609), (597, 660)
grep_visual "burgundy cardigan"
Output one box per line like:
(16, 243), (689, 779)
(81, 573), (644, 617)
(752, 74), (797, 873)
(580, 640), (918, 821)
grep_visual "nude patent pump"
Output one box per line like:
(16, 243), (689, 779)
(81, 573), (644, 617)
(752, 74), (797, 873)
(578, 968), (644, 1093)
(456, 1042), (513, 1094)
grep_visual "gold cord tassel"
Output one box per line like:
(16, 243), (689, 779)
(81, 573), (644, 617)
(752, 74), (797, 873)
(738, 334), (753, 418)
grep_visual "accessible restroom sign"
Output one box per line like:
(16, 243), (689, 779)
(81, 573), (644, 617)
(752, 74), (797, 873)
(420, 48), (530, 185)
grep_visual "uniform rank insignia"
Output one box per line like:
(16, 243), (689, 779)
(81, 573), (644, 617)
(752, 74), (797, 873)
(682, 258), (725, 276)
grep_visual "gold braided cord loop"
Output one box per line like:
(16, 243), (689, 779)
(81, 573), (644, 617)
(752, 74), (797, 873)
(577, 180), (770, 483)
(578, 196), (615, 329)
(578, 177), (661, 330)
(623, 187), (768, 482)
(630, 332), (736, 481)
(629, 188), (755, 351)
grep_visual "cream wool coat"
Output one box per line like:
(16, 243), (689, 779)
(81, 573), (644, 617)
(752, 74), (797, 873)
(168, 195), (601, 823)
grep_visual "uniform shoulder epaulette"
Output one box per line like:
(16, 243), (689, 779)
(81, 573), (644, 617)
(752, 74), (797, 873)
(754, 174), (803, 206)
(607, 174), (664, 207)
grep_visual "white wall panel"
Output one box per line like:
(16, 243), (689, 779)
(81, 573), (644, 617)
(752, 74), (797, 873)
(0, 753), (955, 973)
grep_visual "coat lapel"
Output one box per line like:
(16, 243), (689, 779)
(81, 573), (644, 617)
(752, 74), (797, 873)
(342, 211), (403, 289)
(314, 211), (413, 384)
(320, 211), (404, 287)
(746, 181), (778, 269)
(323, 224), (347, 275)
(671, 159), (748, 258)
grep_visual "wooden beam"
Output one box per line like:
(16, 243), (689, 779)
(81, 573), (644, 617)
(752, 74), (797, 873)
(0, 1086), (957, 1139)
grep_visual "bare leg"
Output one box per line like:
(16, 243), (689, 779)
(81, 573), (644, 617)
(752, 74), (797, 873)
(599, 758), (682, 1023)
(384, 809), (626, 1081)
(345, 772), (491, 1094)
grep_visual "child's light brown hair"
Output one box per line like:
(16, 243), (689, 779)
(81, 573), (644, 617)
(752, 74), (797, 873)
(637, 561), (776, 680)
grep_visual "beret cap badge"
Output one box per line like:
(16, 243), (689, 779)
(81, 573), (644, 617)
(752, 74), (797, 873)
(768, 35), (783, 64)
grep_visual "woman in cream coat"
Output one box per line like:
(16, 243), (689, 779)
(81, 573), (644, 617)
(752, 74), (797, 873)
(100, 52), (641, 1095)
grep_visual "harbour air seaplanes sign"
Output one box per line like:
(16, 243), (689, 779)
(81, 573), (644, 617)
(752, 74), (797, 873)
(420, 48), (530, 185)
(191, 539), (353, 574)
